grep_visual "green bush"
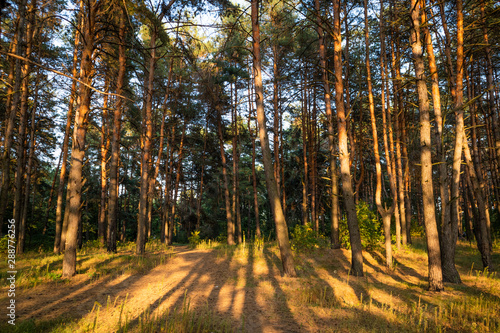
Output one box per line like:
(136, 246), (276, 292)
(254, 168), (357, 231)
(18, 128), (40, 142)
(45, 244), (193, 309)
(340, 201), (383, 250)
(188, 231), (202, 248)
(0, 235), (9, 253)
(215, 234), (227, 244)
(81, 239), (102, 251)
(291, 223), (329, 252)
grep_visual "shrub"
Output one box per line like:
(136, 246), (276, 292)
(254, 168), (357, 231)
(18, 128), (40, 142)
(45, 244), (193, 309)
(340, 201), (383, 250)
(81, 239), (102, 251)
(0, 235), (9, 254)
(291, 223), (329, 252)
(188, 231), (202, 248)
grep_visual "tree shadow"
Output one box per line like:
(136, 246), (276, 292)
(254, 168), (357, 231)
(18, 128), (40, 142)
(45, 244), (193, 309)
(15, 267), (149, 326)
(262, 247), (305, 332)
(242, 241), (262, 333)
(124, 245), (238, 332)
(12, 247), (183, 330)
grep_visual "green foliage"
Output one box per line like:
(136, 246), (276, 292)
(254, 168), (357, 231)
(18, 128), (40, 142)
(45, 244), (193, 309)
(410, 219), (425, 239)
(47, 272), (62, 281)
(81, 239), (103, 251)
(290, 223), (329, 252)
(0, 235), (9, 253)
(215, 234), (228, 244)
(490, 209), (500, 241)
(188, 231), (202, 248)
(340, 201), (383, 250)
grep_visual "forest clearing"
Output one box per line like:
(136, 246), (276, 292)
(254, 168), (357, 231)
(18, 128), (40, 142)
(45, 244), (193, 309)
(1, 237), (499, 332)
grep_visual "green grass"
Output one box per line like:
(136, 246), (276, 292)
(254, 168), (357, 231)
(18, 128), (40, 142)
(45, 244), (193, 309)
(0, 239), (176, 289)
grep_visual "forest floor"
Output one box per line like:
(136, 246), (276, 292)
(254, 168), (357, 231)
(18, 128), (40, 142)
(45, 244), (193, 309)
(1, 237), (499, 332)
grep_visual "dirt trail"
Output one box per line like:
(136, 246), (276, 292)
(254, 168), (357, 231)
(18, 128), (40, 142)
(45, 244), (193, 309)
(15, 246), (302, 332)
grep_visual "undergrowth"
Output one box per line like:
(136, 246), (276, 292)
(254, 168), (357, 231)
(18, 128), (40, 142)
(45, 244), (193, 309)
(290, 223), (330, 252)
(340, 200), (383, 250)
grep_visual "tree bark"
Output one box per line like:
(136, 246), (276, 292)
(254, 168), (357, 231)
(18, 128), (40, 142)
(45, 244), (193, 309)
(333, 0), (363, 276)
(368, 0), (395, 267)
(217, 104), (235, 245)
(62, 0), (97, 277)
(137, 27), (156, 255)
(252, 0), (296, 277)
(402, 112), (412, 244)
(272, 43), (281, 203)
(19, 70), (38, 254)
(388, 4), (404, 250)
(98, 78), (109, 246)
(14, 0), (35, 252)
(55, 0), (83, 253)
(422, 0), (460, 284)
(315, 0), (339, 248)
(169, 121), (186, 244)
(410, 0), (443, 291)
(107, 7), (126, 253)
(480, 0), (500, 211)
(463, 131), (493, 270)
(196, 122), (208, 230)
(232, 82), (242, 243)
(247, 70), (261, 238)
(445, 0), (465, 284)
(0, 0), (27, 233)
(302, 67), (309, 226)
(163, 130), (174, 244)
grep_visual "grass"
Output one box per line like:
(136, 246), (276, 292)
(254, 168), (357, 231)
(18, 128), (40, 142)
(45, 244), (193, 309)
(0, 294), (232, 333)
(0, 239), (176, 288)
(1, 237), (498, 332)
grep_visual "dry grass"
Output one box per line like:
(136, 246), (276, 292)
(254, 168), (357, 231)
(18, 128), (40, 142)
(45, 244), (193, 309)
(1, 238), (498, 332)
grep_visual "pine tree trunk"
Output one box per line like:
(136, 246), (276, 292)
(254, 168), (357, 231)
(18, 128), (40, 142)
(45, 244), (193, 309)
(333, 0), (363, 276)
(62, 0), (96, 277)
(14, 1), (35, 251)
(44, 149), (60, 235)
(19, 70), (38, 255)
(410, 0), (443, 291)
(107, 7), (126, 253)
(366, 0), (395, 267)
(137, 27), (156, 255)
(314, 0), (339, 248)
(310, 95), (318, 231)
(169, 122), (186, 244)
(251, 0), (296, 277)
(302, 68), (308, 226)
(421, 0), (460, 283)
(217, 104), (235, 245)
(163, 133), (173, 244)
(480, 0), (500, 211)
(463, 131), (493, 270)
(149, 56), (174, 239)
(55, 0), (83, 253)
(235, 98), (242, 243)
(402, 114), (412, 244)
(231, 82), (241, 243)
(443, 0), (465, 284)
(0, 0), (27, 233)
(196, 123), (208, 230)
(272, 44), (281, 201)
(98, 78), (109, 246)
(395, 107), (406, 247)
